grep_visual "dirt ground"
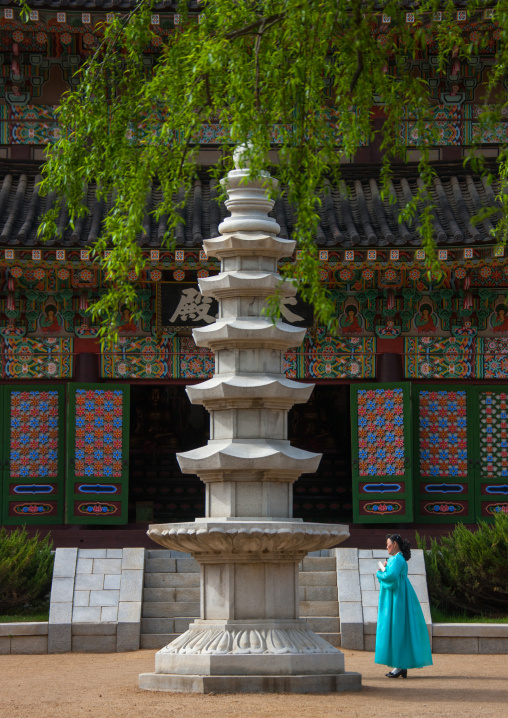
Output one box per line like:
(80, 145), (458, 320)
(1, 649), (506, 718)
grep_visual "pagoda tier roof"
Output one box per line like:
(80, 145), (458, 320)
(0, 160), (501, 250)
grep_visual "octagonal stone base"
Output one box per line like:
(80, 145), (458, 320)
(139, 672), (362, 694)
(139, 619), (362, 693)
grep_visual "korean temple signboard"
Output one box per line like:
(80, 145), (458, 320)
(157, 282), (313, 331)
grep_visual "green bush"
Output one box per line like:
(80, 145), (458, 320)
(416, 513), (508, 618)
(0, 527), (54, 614)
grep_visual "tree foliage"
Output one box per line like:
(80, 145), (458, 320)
(0, 527), (54, 614)
(416, 513), (508, 617)
(33, 0), (508, 342)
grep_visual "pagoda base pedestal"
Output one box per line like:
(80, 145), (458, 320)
(139, 671), (362, 694)
(139, 619), (362, 694)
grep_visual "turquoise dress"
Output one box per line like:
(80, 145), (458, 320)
(375, 552), (433, 669)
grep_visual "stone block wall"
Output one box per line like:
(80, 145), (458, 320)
(7, 544), (498, 656)
(0, 623), (48, 655)
(48, 547), (145, 653)
(432, 624), (508, 654)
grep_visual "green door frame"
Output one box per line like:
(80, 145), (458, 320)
(412, 384), (476, 524)
(1, 384), (66, 525)
(471, 385), (508, 522)
(66, 383), (130, 525)
(350, 382), (413, 523)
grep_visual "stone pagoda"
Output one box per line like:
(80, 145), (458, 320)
(139, 151), (362, 693)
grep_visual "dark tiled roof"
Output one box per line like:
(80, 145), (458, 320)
(0, 0), (473, 8)
(0, 0), (183, 9)
(0, 162), (500, 249)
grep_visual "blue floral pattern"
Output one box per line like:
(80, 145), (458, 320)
(357, 388), (405, 476)
(419, 390), (467, 476)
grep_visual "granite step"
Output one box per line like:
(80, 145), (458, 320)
(317, 632), (341, 648)
(299, 585), (338, 601)
(142, 601), (200, 618)
(140, 553), (341, 643)
(299, 600), (340, 617)
(144, 572), (200, 588)
(141, 617), (175, 634)
(140, 633), (178, 649)
(300, 571), (337, 587)
(143, 587), (200, 602)
(144, 558), (199, 573)
(301, 556), (336, 572)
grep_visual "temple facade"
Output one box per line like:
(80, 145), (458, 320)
(0, 3), (507, 532)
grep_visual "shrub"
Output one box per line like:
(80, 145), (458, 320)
(416, 513), (508, 617)
(0, 527), (54, 614)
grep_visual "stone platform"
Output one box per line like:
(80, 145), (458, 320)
(138, 671), (362, 693)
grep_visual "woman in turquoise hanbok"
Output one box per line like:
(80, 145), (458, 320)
(375, 534), (433, 678)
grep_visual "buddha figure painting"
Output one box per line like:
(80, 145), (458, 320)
(491, 304), (508, 334)
(340, 304), (363, 334)
(118, 305), (138, 333)
(414, 303), (437, 334)
(39, 299), (63, 334)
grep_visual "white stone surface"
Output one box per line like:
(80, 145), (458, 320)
(72, 606), (102, 623)
(333, 548), (359, 570)
(118, 601), (142, 623)
(107, 549), (123, 558)
(361, 591), (379, 607)
(73, 591), (90, 607)
(49, 602), (73, 624)
(358, 550), (372, 558)
(76, 558), (93, 574)
(362, 606), (378, 624)
(92, 558), (122, 575)
(433, 623), (508, 637)
(101, 607), (119, 622)
(48, 547), (144, 647)
(52, 548), (78, 578)
(360, 574), (375, 591)
(104, 574), (121, 590)
(89, 590), (120, 607)
(122, 548), (146, 570)
(79, 549), (107, 558)
(141, 157), (358, 693)
(119, 570), (144, 602)
(359, 558), (382, 574)
(74, 574), (104, 591)
(339, 602), (363, 624)
(0, 622), (48, 636)
(50, 577), (75, 603)
(336, 570), (361, 602)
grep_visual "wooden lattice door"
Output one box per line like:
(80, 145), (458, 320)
(413, 385), (475, 523)
(66, 384), (130, 524)
(471, 386), (508, 521)
(0, 385), (66, 525)
(350, 383), (413, 523)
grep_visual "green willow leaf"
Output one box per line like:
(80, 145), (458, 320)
(36, 0), (508, 344)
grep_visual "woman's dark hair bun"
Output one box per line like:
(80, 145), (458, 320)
(389, 534), (411, 561)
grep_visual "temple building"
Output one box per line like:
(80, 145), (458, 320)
(1, 3), (507, 537)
